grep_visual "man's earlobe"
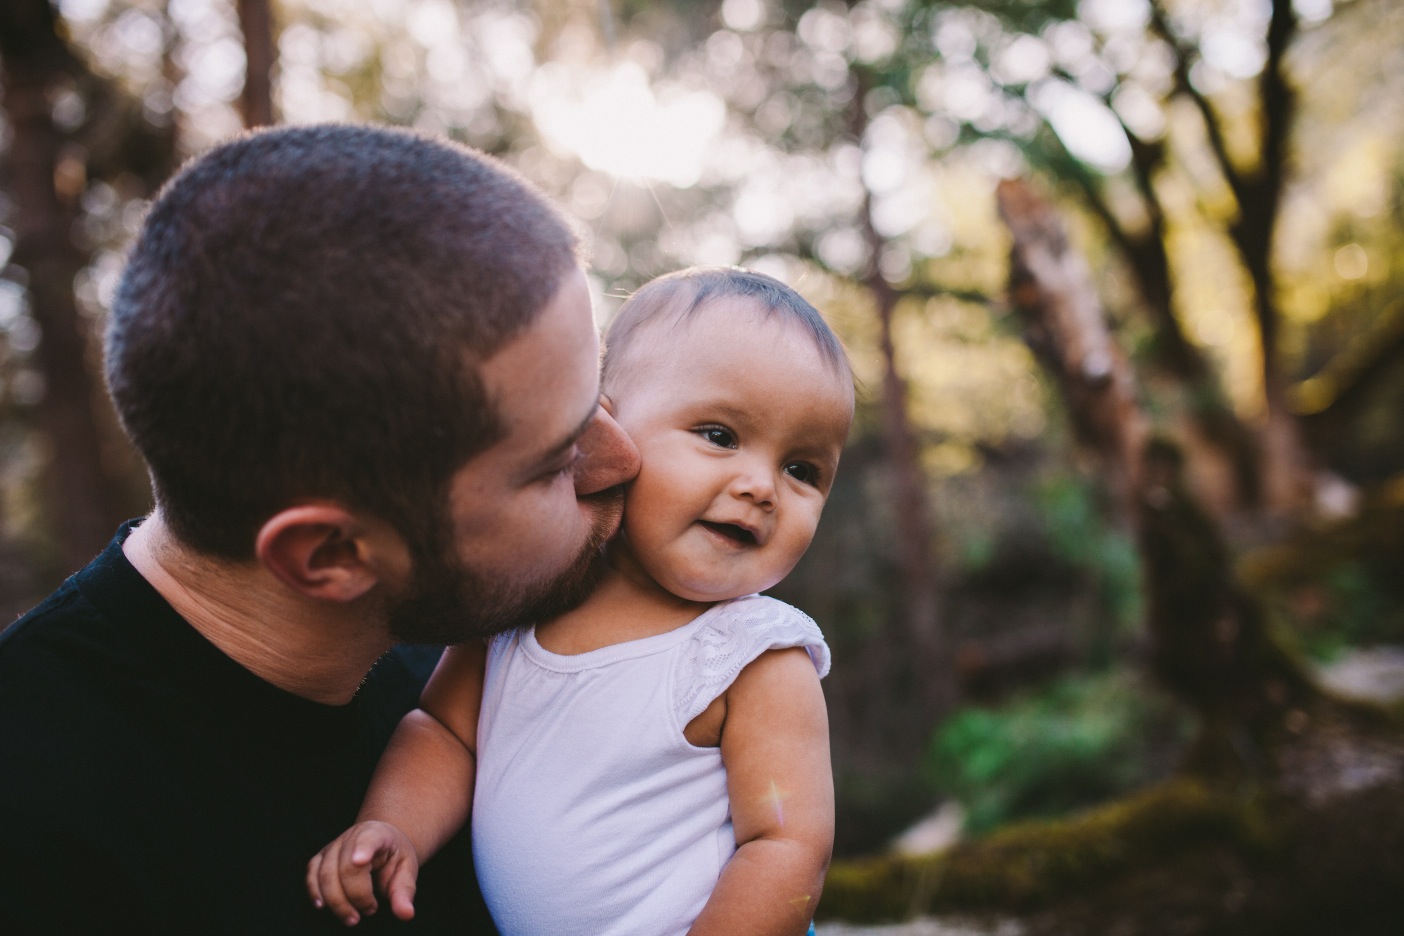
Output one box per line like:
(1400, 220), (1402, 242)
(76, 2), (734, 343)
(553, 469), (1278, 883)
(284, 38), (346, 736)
(255, 506), (388, 602)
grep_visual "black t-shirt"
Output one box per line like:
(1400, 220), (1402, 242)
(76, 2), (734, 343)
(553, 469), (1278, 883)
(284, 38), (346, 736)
(0, 524), (493, 934)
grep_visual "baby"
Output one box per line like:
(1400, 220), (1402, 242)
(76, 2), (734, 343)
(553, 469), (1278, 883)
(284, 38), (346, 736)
(308, 267), (855, 935)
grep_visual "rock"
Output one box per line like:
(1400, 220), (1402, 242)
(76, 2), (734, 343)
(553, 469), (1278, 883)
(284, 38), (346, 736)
(1316, 646), (1404, 705)
(890, 802), (965, 857)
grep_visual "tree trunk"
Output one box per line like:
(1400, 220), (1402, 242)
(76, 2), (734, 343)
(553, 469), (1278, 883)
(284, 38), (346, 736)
(236, 0), (277, 128)
(850, 78), (953, 716)
(1152, 0), (1311, 513)
(996, 179), (1146, 524)
(996, 179), (1313, 745)
(1, 0), (127, 572)
(1117, 139), (1264, 513)
(869, 260), (952, 712)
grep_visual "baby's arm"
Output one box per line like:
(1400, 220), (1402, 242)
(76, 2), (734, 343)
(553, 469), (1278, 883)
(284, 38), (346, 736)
(306, 641), (486, 925)
(688, 647), (834, 936)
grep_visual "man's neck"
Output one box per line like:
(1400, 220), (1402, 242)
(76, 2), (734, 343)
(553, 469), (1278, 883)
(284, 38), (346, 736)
(123, 514), (393, 705)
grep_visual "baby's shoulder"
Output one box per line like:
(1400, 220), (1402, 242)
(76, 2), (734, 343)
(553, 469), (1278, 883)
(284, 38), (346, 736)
(700, 594), (820, 637)
(672, 596), (831, 726)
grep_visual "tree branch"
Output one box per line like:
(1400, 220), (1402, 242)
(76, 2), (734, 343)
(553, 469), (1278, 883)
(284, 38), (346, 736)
(1147, 0), (1246, 209)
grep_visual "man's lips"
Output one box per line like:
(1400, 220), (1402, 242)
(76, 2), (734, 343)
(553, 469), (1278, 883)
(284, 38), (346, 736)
(586, 486), (627, 542)
(698, 520), (758, 545)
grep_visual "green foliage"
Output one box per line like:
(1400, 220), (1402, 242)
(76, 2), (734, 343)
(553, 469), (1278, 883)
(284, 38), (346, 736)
(956, 527), (998, 570)
(1273, 558), (1402, 662)
(1035, 475), (1143, 647)
(927, 671), (1188, 834)
(1243, 495), (1404, 663)
(1314, 562), (1390, 656)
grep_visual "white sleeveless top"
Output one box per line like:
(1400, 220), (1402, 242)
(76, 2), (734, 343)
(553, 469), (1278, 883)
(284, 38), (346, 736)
(472, 595), (830, 936)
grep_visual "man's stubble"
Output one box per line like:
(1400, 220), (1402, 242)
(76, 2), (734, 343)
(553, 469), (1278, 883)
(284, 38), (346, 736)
(382, 487), (624, 646)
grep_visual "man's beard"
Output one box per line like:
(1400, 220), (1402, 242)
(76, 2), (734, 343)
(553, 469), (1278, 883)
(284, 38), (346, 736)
(382, 489), (622, 645)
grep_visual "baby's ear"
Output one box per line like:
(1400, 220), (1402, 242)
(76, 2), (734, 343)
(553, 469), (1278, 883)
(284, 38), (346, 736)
(255, 505), (407, 602)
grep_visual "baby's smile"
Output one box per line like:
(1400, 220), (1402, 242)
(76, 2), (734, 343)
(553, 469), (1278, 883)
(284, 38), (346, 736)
(698, 520), (759, 546)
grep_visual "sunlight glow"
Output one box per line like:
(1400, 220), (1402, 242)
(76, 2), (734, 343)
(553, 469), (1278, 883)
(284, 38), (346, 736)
(57, 0), (109, 23)
(530, 62), (725, 188)
(1333, 243), (1368, 280)
(1028, 79), (1131, 173)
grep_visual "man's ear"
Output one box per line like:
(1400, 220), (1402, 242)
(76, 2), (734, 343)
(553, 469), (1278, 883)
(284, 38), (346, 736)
(254, 505), (406, 602)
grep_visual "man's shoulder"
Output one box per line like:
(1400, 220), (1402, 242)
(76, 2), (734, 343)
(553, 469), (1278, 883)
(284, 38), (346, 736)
(0, 574), (86, 651)
(0, 556), (203, 812)
(0, 574), (113, 704)
(0, 578), (151, 767)
(357, 644), (443, 731)
(0, 525), (147, 675)
(376, 643), (444, 683)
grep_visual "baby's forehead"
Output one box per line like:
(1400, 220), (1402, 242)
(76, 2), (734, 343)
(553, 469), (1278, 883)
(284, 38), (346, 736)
(609, 297), (823, 370)
(606, 304), (853, 418)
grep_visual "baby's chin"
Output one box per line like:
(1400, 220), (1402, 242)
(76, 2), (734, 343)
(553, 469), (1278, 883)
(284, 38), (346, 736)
(605, 534), (789, 602)
(657, 571), (786, 604)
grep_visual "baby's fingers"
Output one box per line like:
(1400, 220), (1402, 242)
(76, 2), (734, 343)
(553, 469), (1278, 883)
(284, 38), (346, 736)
(328, 832), (391, 925)
(308, 845), (364, 925)
(306, 835), (380, 925)
(378, 857), (419, 921)
(306, 850), (329, 909)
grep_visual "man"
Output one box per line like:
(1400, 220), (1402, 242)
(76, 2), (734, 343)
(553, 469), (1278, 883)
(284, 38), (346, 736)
(0, 125), (639, 933)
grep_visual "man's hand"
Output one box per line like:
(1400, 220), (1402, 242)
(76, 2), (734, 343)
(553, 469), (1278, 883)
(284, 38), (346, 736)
(306, 820), (420, 926)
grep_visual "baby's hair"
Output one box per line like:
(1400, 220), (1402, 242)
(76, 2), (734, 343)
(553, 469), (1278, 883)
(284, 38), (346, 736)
(602, 267), (851, 392)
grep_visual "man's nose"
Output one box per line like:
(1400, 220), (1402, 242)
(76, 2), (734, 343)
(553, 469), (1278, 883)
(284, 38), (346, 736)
(574, 402), (640, 497)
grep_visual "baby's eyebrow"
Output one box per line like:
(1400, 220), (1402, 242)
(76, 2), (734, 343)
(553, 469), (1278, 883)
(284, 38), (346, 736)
(704, 402), (753, 426)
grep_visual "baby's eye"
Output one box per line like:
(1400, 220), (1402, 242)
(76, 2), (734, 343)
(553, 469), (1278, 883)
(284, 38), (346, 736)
(785, 462), (820, 486)
(697, 426), (737, 449)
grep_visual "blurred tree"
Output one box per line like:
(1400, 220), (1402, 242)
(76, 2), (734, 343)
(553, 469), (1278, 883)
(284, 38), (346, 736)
(896, 0), (1365, 514)
(237, 0), (278, 127)
(0, 0), (152, 574)
(820, 156), (1404, 936)
(999, 178), (1314, 738)
(1150, 0), (1307, 510)
(848, 67), (953, 717)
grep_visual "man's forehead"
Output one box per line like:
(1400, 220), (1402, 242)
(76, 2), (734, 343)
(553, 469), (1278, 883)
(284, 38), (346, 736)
(473, 269), (601, 467)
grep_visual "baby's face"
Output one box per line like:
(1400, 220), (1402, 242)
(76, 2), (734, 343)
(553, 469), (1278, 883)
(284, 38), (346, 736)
(606, 300), (853, 603)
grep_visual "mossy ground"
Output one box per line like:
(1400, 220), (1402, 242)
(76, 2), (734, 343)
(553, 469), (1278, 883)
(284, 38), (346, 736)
(822, 725), (1404, 935)
(821, 779), (1270, 922)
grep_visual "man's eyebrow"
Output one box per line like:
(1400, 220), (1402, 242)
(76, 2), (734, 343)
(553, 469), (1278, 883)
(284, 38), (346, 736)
(530, 405), (598, 469)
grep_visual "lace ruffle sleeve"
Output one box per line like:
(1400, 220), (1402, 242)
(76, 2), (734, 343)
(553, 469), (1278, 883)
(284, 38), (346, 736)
(673, 595), (831, 728)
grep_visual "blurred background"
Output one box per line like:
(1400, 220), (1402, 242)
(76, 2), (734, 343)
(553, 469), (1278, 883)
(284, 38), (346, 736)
(3, 0), (1403, 933)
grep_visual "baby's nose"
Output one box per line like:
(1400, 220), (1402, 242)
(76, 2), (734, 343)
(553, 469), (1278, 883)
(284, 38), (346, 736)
(730, 463), (777, 507)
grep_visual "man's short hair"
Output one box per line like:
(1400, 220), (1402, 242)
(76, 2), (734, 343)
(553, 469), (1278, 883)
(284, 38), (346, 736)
(106, 124), (580, 559)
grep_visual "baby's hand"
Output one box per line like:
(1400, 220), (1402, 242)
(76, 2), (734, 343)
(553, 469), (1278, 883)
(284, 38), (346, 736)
(306, 820), (420, 926)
